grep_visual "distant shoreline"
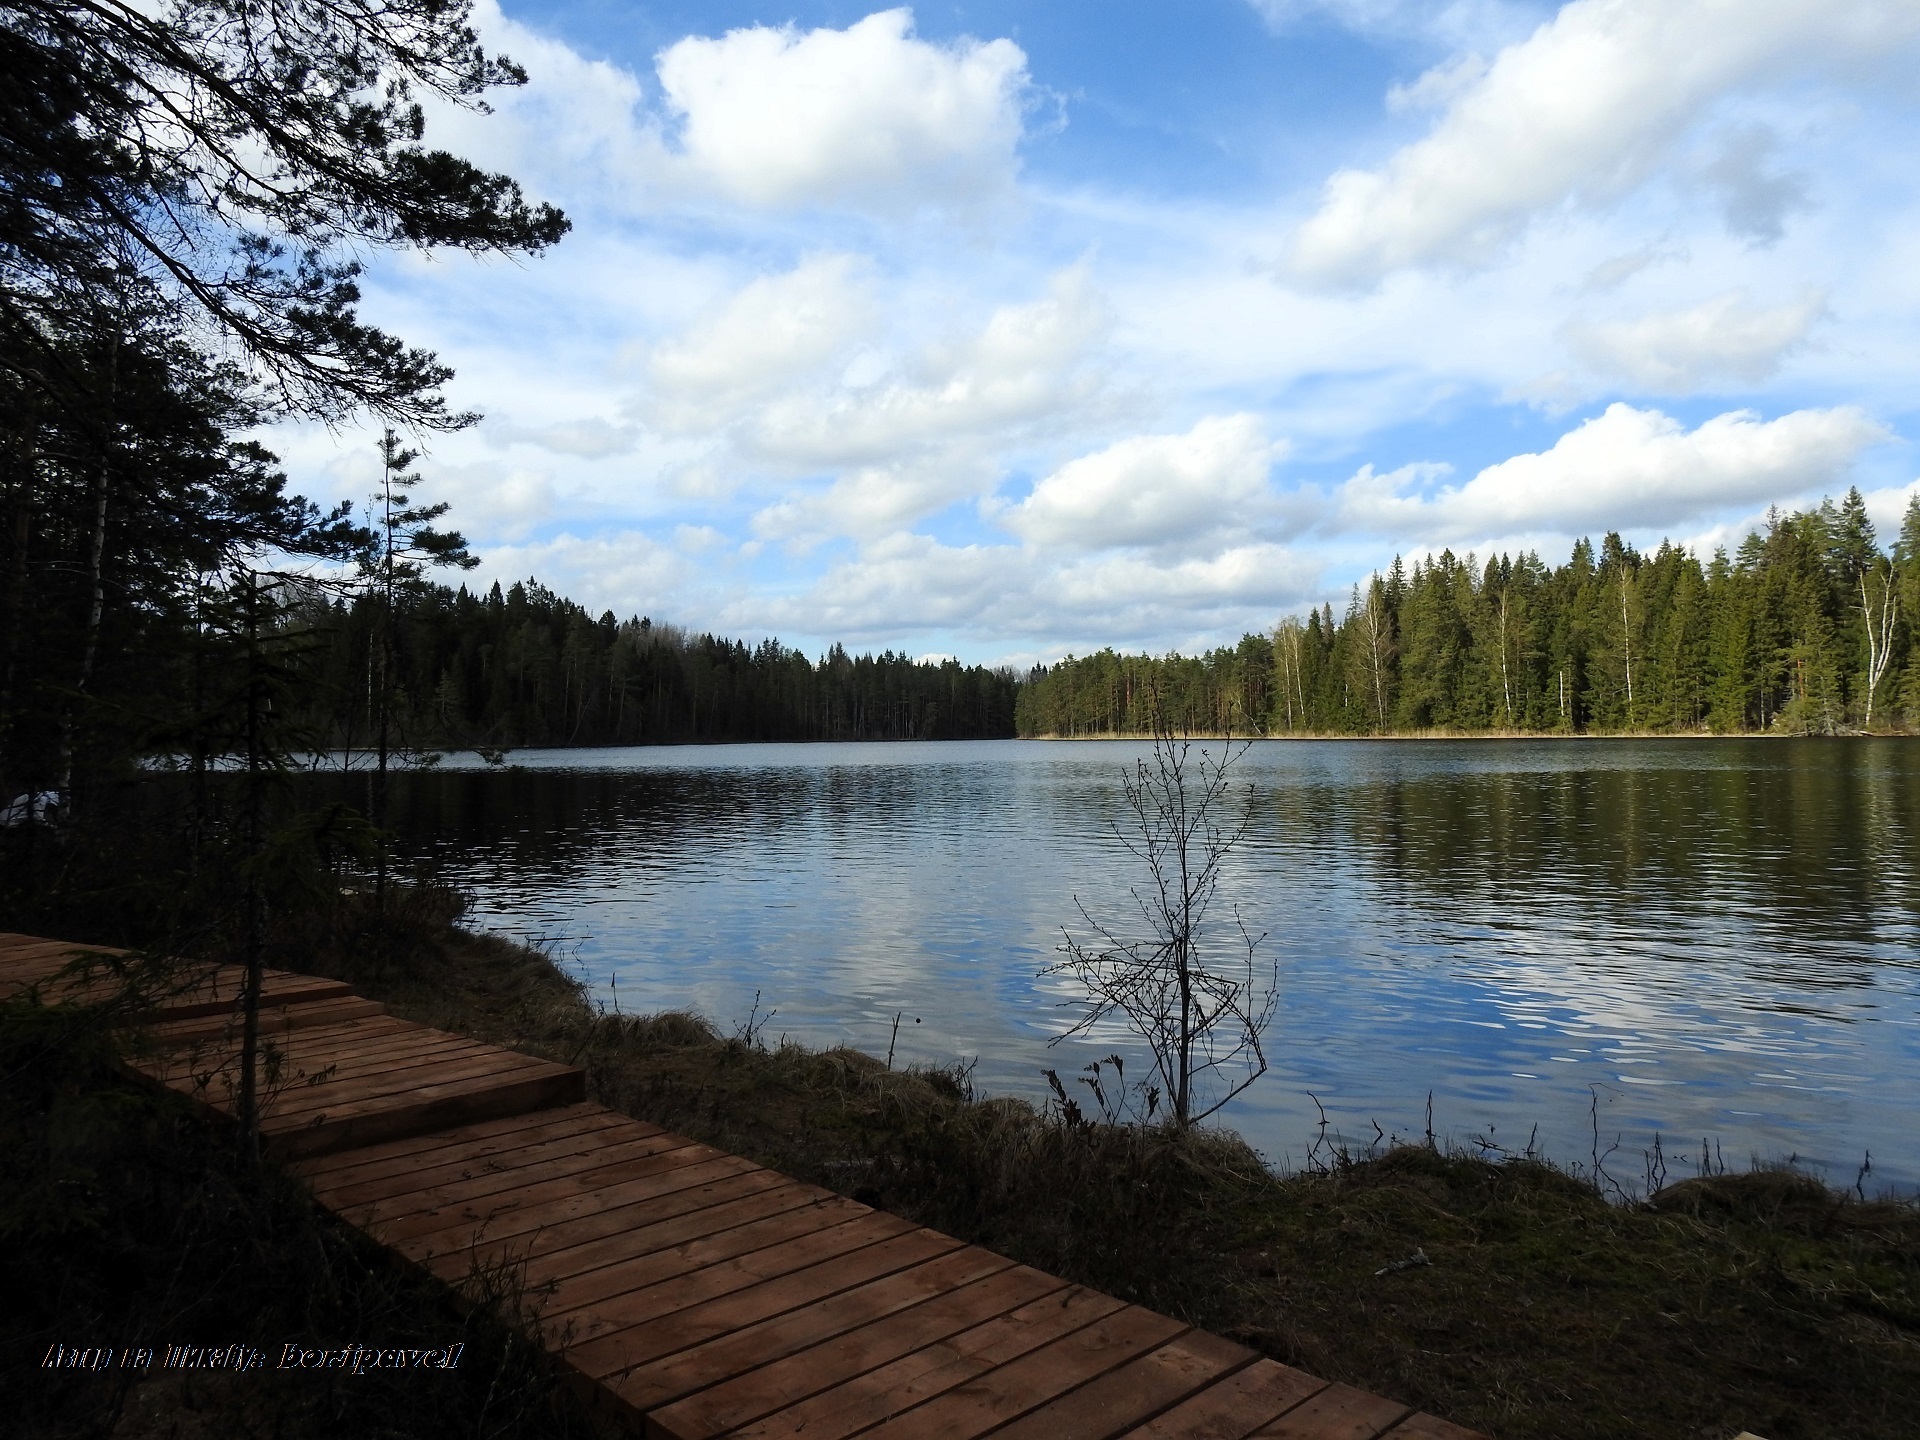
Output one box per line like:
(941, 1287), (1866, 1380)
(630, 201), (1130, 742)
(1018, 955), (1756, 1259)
(1018, 729), (1914, 741)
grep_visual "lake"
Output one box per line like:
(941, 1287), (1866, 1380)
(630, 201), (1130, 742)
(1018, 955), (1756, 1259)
(356, 737), (1920, 1190)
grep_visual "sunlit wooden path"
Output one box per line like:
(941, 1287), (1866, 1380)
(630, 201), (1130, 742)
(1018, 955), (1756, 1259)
(1, 931), (1483, 1440)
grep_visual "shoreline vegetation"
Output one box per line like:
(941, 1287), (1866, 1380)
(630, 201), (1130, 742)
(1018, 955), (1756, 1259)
(10, 889), (1917, 1440)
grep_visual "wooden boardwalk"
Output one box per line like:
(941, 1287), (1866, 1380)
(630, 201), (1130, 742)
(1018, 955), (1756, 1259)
(1, 932), (1483, 1440)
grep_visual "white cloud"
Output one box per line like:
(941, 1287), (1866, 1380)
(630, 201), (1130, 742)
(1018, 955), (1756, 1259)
(485, 417), (639, 459)
(643, 254), (878, 433)
(655, 8), (1029, 210)
(754, 532), (1029, 637)
(1285, 0), (1920, 288)
(1046, 543), (1317, 616)
(422, 0), (663, 208)
(743, 528), (1320, 650)
(475, 532), (697, 619)
(1000, 415), (1283, 551)
(753, 457), (995, 545)
(748, 265), (1110, 468)
(1565, 288), (1826, 391)
(1340, 402), (1890, 538)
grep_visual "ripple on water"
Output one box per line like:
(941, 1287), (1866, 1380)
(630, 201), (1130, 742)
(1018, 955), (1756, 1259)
(328, 737), (1920, 1188)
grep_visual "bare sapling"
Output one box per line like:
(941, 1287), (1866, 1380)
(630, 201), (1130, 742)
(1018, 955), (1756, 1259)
(1045, 722), (1276, 1130)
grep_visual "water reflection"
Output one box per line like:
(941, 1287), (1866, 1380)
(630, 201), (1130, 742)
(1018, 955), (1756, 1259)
(320, 738), (1920, 1188)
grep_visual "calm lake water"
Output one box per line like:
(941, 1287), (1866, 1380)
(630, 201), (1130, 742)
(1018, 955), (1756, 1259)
(357, 738), (1920, 1190)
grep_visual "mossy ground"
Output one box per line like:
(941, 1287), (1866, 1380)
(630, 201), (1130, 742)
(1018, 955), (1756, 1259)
(10, 888), (1920, 1439)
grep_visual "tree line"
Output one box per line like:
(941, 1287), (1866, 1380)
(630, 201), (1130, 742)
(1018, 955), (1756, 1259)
(1017, 494), (1920, 737)
(287, 578), (1020, 750)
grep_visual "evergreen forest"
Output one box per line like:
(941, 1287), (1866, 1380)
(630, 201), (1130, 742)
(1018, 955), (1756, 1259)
(286, 578), (1020, 750)
(1016, 495), (1920, 738)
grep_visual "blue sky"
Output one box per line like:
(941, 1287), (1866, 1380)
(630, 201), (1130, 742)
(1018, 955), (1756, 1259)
(275, 0), (1920, 665)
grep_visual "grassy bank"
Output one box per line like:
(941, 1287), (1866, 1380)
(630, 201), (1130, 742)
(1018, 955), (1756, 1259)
(10, 892), (1920, 1439)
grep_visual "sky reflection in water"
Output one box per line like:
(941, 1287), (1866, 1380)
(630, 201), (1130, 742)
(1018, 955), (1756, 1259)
(360, 739), (1920, 1189)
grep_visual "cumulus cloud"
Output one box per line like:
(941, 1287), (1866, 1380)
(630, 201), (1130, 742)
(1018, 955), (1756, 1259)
(745, 528), (1319, 649)
(1046, 543), (1317, 616)
(643, 254), (878, 433)
(1284, 0), (1920, 288)
(752, 457), (996, 545)
(639, 263), (1111, 540)
(1340, 402), (1889, 539)
(748, 265), (1110, 468)
(999, 415), (1283, 551)
(756, 532), (1030, 637)
(655, 8), (1029, 210)
(420, 0), (661, 207)
(476, 531), (698, 618)
(1565, 289), (1826, 391)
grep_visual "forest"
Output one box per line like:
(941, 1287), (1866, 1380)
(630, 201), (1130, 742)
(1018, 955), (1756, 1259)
(1016, 493), (1920, 737)
(286, 578), (1020, 750)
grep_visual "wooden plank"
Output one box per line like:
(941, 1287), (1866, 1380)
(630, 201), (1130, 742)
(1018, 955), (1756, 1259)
(146, 1012), (419, 1061)
(314, 1112), (655, 1210)
(986, 1330), (1257, 1440)
(263, 1053), (581, 1128)
(332, 1128), (704, 1226)
(547, 1211), (921, 1341)
(151, 995), (387, 1044)
(416, 1170), (806, 1282)
(146, 1042), (539, 1118)
(264, 1063), (586, 1158)
(637, 1256), (1051, 1435)
(1250, 1384), (1413, 1440)
(153, 973), (353, 1020)
(0, 937), (121, 968)
(192, 1033), (499, 1098)
(247, 1018), (476, 1063)
(294, 1104), (626, 1189)
(253, 1043), (532, 1114)
(389, 1155), (768, 1260)
(724, 1285), (1129, 1440)
(362, 1135), (715, 1243)
(0, 946), (116, 980)
(521, 1192), (874, 1301)
(261, 1046), (555, 1114)
(843, 1305), (1189, 1440)
(1379, 1414), (1485, 1440)
(194, 1017), (465, 1067)
(496, 1181), (833, 1285)
(1114, 1360), (1331, 1440)
(561, 1227), (962, 1379)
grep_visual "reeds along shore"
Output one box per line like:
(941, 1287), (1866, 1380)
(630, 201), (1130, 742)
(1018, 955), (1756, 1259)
(8, 887), (1919, 1440)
